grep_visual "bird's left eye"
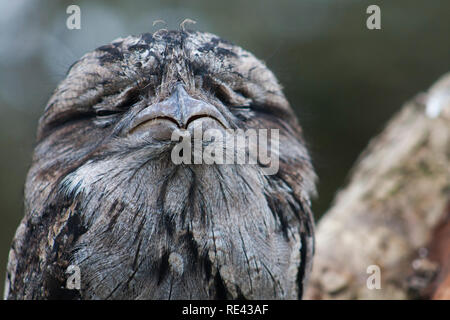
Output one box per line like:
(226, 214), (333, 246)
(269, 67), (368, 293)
(229, 104), (251, 110)
(207, 79), (252, 108)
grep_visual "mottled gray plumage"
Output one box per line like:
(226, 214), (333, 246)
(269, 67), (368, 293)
(4, 30), (316, 300)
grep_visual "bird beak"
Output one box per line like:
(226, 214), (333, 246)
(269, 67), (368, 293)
(128, 84), (228, 140)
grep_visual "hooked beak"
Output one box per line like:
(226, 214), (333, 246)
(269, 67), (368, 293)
(128, 84), (228, 140)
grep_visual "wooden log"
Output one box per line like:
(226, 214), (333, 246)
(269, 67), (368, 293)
(304, 73), (450, 300)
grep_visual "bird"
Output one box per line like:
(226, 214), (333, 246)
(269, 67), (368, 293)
(4, 29), (317, 300)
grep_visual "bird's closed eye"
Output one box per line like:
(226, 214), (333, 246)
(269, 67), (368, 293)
(229, 104), (251, 110)
(92, 107), (123, 129)
(94, 87), (142, 122)
(207, 79), (252, 110)
(95, 109), (122, 117)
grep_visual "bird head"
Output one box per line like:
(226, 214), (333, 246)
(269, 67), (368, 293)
(22, 30), (316, 299)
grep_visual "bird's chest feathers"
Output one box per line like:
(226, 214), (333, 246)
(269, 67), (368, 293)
(64, 161), (301, 299)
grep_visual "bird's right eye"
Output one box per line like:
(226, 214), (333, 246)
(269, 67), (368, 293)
(93, 86), (143, 122)
(96, 109), (121, 117)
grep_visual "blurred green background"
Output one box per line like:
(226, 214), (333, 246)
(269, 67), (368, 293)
(1, 0), (449, 298)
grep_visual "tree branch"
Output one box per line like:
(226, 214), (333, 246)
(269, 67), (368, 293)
(305, 73), (450, 300)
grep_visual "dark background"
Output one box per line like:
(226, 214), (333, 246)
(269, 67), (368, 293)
(1, 0), (449, 298)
